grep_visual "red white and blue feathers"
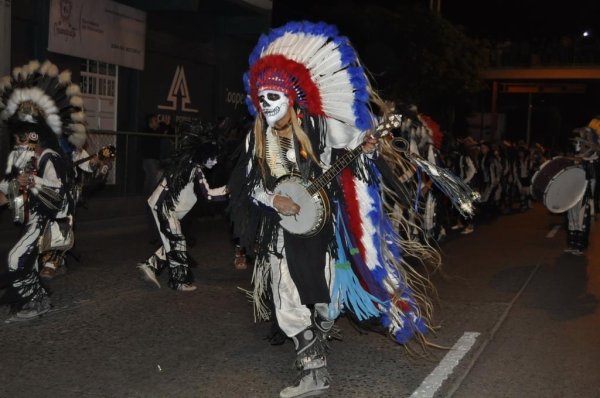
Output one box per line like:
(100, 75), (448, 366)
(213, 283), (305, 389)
(244, 21), (373, 131)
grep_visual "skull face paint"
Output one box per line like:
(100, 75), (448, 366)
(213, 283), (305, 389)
(258, 90), (289, 127)
(203, 157), (218, 169)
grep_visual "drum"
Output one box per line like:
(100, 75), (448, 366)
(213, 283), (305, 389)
(531, 157), (587, 213)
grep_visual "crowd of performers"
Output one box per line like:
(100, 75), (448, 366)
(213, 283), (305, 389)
(395, 109), (600, 258)
(0, 21), (596, 398)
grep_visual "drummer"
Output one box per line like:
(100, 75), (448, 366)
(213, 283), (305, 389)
(564, 120), (599, 255)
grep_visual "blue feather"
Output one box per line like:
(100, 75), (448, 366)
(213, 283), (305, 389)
(245, 97), (256, 117)
(335, 40), (358, 67)
(331, 206), (382, 320)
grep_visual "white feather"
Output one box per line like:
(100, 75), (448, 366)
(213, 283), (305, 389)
(354, 176), (380, 271)
(58, 70), (72, 84)
(267, 33), (328, 66)
(12, 67), (22, 80)
(0, 76), (11, 92)
(25, 60), (41, 75)
(39, 60), (53, 75)
(18, 113), (36, 123)
(306, 42), (343, 74)
(69, 123), (86, 134)
(70, 111), (85, 122)
(4, 89), (24, 118)
(19, 88), (59, 119)
(69, 96), (83, 107)
(46, 114), (62, 134)
(66, 84), (81, 96)
(47, 63), (59, 77)
(68, 130), (87, 148)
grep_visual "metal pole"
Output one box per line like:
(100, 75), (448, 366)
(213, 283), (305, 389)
(526, 93), (533, 144)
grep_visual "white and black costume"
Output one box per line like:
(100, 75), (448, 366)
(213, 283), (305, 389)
(565, 124), (599, 254)
(513, 147), (533, 212)
(0, 60), (86, 319)
(138, 128), (227, 290)
(478, 142), (501, 222)
(228, 21), (477, 398)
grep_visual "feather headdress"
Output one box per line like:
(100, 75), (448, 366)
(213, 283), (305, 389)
(244, 20), (374, 130)
(0, 60), (86, 148)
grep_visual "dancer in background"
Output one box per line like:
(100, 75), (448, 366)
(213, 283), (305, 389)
(137, 123), (227, 291)
(0, 60), (85, 319)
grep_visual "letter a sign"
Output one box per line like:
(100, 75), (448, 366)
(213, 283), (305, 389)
(158, 65), (198, 113)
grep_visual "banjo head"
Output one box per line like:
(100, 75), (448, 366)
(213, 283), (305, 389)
(275, 175), (327, 236)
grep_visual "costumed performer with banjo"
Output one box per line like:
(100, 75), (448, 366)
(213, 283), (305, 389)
(228, 21), (478, 398)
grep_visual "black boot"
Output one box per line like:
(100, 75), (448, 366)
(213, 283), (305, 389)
(565, 230), (576, 253)
(572, 231), (586, 256)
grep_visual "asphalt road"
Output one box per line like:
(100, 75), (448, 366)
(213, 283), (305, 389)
(0, 203), (598, 398)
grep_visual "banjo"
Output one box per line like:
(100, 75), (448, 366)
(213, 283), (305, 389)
(73, 145), (116, 167)
(275, 114), (403, 236)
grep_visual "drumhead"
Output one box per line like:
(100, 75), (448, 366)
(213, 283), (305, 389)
(531, 157), (579, 202)
(543, 166), (587, 213)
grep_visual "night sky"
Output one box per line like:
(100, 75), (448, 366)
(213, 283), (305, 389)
(274, 0), (600, 42)
(271, 0), (600, 146)
(441, 0), (600, 41)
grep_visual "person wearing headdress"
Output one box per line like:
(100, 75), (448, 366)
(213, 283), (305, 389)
(563, 118), (600, 255)
(137, 123), (228, 291)
(228, 21), (477, 398)
(0, 60), (86, 320)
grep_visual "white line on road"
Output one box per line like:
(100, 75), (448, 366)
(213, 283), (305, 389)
(410, 332), (481, 398)
(546, 225), (561, 238)
(444, 261), (543, 397)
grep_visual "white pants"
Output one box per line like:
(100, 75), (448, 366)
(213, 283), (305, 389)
(269, 232), (335, 337)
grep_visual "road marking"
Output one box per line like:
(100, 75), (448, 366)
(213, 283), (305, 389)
(444, 261), (543, 397)
(410, 331), (480, 398)
(546, 225), (561, 238)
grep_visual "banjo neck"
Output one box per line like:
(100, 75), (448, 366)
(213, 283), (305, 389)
(307, 145), (364, 195)
(306, 112), (402, 194)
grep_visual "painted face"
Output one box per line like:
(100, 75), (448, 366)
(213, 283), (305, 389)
(258, 89), (289, 127)
(203, 157), (217, 169)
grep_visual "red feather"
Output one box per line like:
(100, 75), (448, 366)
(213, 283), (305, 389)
(249, 55), (324, 116)
(340, 169), (366, 261)
(420, 114), (443, 150)
(394, 298), (411, 313)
